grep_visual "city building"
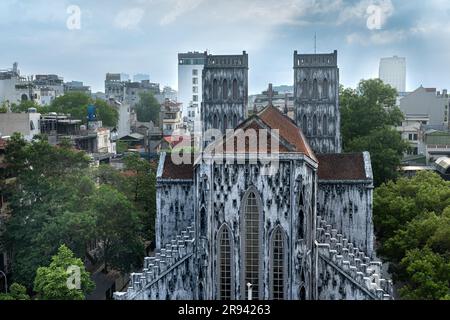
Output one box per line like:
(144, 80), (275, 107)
(160, 99), (183, 136)
(107, 99), (131, 139)
(64, 81), (91, 95)
(105, 73), (160, 107)
(379, 56), (406, 93)
(178, 52), (206, 131)
(114, 51), (392, 301)
(0, 110), (41, 141)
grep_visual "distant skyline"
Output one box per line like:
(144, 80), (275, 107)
(0, 0), (449, 94)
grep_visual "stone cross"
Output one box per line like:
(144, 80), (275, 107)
(264, 83), (274, 107)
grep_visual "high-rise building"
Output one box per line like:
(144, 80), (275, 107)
(178, 52), (207, 131)
(379, 56), (406, 93)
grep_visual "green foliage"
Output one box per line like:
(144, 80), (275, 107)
(116, 140), (129, 153)
(398, 248), (450, 300)
(0, 283), (30, 300)
(49, 92), (118, 127)
(374, 172), (450, 299)
(10, 100), (48, 114)
(34, 245), (94, 300)
(0, 102), (7, 113)
(135, 92), (160, 123)
(340, 79), (408, 186)
(90, 185), (145, 272)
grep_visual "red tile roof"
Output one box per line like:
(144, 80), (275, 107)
(161, 153), (194, 180)
(258, 106), (315, 159)
(317, 153), (369, 181)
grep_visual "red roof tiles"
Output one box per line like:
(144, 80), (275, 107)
(317, 153), (369, 181)
(161, 153), (194, 180)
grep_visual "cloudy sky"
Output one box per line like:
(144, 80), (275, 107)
(0, 0), (448, 94)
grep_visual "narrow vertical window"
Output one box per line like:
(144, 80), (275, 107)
(243, 191), (260, 300)
(233, 114), (238, 128)
(222, 79), (228, 100)
(323, 115), (328, 136)
(218, 226), (232, 300)
(271, 227), (285, 300)
(302, 115), (308, 134)
(232, 79), (238, 100)
(213, 79), (218, 100)
(200, 207), (207, 237)
(323, 78), (328, 99)
(313, 79), (318, 99)
(224, 114), (228, 131)
(301, 79), (308, 98)
(312, 115), (318, 136)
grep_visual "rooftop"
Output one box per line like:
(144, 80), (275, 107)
(317, 153), (371, 181)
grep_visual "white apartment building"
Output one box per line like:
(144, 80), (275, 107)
(0, 111), (41, 141)
(379, 56), (406, 93)
(177, 52), (206, 132)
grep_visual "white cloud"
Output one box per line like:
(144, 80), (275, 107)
(114, 7), (145, 30)
(160, 0), (204, 25)
(337, 0), (394, 27)
(346, 29), (406, 45)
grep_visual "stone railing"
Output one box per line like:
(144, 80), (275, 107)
(316, 215), (393, 300)
(114, 223), (196, 300)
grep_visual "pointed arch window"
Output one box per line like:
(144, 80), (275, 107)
(323, 114), (328, 136)
(312, 115), (318, 136)
(213, 79), (218, 100)
(302, 115), (308, 135)
(218, 225), (233, 300)
(222, 79), (228, 100)
(213, 114), (218, 129)
(313, 79), (318, 99)
(224, 114), (228, 131)
(271, 227), (286, 300)
(233, 114), (238, 128)
(301, 79), (308, 98)
(200, 207), (207, 237)
(232, 79), (239, 100)
(322, 78), (329, 99)
(242, 190), (261, 300)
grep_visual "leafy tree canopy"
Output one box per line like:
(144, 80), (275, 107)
(340, 79), (408, 186)
(135, 92), (160, 123)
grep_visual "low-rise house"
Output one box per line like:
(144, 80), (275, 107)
(0, 110), (41, 141)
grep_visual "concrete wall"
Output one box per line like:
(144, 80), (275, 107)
(0, 113), (41, 141)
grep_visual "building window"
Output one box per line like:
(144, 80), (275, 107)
(322, 78), (328, 99)
(242, 190), (261, 300)
(193, 95), (198, 102)
(271, 227), (285, 300)
(312, 115), (318, 136)
(322, 115), (328, 136)
(301, 79), (307, 98)
(218, 225), (233, 300)
(30, 121), (35, 131)
(313, 79), (318, 99)
(302, 115), (308, 134)
(298, 190), (304, 239)
(200, 207), (207, 237)
(193, 69), (198, 76)
(232, 79), (238, 100)
(193, 86), (198, 93)
(193, 78), (198, 85)
(224, 114), (228, 131)
(222, 79), (228, 100)
(233, 114), (238, 128)
(213, 79), (218, 100)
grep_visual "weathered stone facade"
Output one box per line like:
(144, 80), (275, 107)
(114, 51), (392, 301)
(294, 50), (342, 154)
(201, 52), (248, 147)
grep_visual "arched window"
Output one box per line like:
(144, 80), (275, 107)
(301, 79), (308, 98)
(21, 94), (28, 101)
(223, 114), (228, 131)
(200, 207), (207, 237)
(233, 114), (238, 128)
(302, 115), (308, 134)
(313, 79), (318, 99)
(213, 79), (218, 100)
(298, 191), (304, 239)
(242, 190), (261, 300)
(300, 286), (306, 300)
(213, 114), (218, 129)
(218, 225), (233, 300)
(312, 115), (318, 136)
(232, 79), (238, 100)
(271, 227), (286, 300)
(222, 79), (228, 100)
(322, 78), (328, 99)
(323, 115), (328, 136)
(30, 121), (35, 131)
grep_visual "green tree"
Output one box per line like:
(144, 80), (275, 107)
(340, 79), (408, 186)
(10, 100), (48, 114)
(0, 102), (8, 113)
(135, 92), (160, 123)
(49, 92), (118, 127)
(0, 283), (30, 300)
(374, 172), (450, 299)
(34, 245), (94, 300)
(398, 248), (450, 300)
(90, 185), (145, 272)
